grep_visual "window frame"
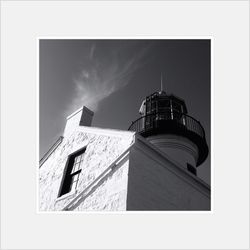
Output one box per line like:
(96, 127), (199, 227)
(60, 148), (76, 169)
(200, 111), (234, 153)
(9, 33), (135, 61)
(57, 146), (87, 198)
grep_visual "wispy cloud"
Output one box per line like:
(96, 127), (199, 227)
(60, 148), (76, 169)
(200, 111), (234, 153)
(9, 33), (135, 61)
(67, 43), (150, 115)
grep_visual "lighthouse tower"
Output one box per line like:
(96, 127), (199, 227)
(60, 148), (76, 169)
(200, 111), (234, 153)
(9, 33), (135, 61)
(128, 80), (208, 176)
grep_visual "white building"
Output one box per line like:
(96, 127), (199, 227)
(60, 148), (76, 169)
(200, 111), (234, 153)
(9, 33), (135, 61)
(39, 91), (210, 211)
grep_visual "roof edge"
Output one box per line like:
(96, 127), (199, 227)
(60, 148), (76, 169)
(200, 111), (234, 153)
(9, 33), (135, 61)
(39, 136), (64, 168)
(76, 125), (136, 138)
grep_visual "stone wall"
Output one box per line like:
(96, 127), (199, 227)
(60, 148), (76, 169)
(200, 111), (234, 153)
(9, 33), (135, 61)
(39, 126), (134, 211)
(74, 159), (129, 211)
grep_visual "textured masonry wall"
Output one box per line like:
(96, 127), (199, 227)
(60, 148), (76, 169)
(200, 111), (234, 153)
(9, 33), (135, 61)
(39, 127), (134, 211)
(74, 159), (129, 211)
(127, 141), (210, 210)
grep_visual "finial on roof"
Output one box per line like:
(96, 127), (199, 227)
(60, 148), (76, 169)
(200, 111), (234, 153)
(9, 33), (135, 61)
(160, 72), (163, 92)
(159, 72), (166, 95)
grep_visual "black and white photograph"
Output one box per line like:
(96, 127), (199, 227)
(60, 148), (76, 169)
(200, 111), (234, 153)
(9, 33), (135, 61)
(39, 39), (211, 211)
(2, 1), (249, 249)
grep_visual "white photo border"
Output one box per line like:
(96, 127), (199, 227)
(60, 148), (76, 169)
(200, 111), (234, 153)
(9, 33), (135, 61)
(36, 35), (214, 215)
(1, 1), (249, 249)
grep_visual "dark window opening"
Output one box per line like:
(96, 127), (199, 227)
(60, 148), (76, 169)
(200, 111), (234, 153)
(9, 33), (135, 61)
(58, 147), (86, 197)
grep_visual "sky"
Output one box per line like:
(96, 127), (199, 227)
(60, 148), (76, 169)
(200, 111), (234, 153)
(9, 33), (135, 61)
(40, 39), (211, 184)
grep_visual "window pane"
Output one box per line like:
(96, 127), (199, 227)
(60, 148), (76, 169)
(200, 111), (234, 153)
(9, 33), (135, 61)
(78, 155), (82, 162)
(172, 101), (182, 112)
(146, 101), (151, 113)
(74, 153), (84, 165)
(72, 174), (79, 182)
(70, 173), (80, 191)
(71, 163), (79, 173)
(77, 163), (82, 171)
(71, 181), (77, 191)
(79, 161), (83, 170)
(75, 156), (80, 163)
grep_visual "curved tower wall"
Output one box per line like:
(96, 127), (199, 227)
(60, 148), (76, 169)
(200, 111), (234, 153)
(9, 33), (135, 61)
(147, 134), (199, 168)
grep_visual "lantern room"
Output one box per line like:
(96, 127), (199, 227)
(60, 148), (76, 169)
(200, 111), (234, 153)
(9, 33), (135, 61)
(129, 90), (209, 170)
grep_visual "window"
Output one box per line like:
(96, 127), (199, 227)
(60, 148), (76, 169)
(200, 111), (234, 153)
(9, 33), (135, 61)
(58, 147), (86, 197)
(172, 101), (182, 113)
(171, 101), (184, 121)
(146, 100), (151, 114)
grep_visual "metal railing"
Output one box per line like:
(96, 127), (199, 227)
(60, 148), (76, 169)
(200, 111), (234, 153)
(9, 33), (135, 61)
(128, 110), (205, 139)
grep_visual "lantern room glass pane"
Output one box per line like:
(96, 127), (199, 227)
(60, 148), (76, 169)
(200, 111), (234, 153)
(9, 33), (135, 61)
(172, 101), (182, 113)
